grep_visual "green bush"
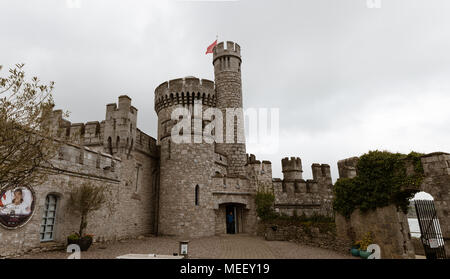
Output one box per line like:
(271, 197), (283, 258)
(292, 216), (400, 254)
(333, 150), (424, 218)
(255, 191), (276, 221)
(67, 233), (80, 241)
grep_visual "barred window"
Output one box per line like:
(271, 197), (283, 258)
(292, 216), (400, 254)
(40, 195), (58, 242)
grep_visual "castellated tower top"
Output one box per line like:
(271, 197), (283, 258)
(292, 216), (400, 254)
(154, 77), (216, 114)
(282, 157), (303, 172)
(281, 157), (303, 181)
(213, 41), (241, 64)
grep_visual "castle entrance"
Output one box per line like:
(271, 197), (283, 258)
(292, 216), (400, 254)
(222, 203), (245, 234)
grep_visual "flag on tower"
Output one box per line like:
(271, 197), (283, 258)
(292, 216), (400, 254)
(205, 40), (217, 55)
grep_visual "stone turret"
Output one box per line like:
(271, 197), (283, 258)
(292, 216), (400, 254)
(154, 77), (216, 144)
(103, 95), (137, 155)
(154, 77), (217, 238)
(337, 157), (359, 179)
(281, 157), (303, 181)
(312, 163), (332, 185)
(213, 41), (246, 177)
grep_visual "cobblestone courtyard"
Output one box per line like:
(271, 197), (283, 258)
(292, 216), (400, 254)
(15, 235), (353, 259)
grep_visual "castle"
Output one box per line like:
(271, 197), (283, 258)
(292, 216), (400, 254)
(0, 41), (333, 257)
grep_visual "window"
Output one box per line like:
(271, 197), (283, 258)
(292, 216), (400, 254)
(195, 185), (200, 206)
(135, 164), (141, 193)
(40, 195), (58, 242)
(107, 137), (113, 155)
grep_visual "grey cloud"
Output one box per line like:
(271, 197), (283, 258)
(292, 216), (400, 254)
(1, 0), (449, 180)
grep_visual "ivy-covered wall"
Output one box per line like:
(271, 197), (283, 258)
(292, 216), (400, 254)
(333, 151), (424, 218)
(335, 151), (450, 258)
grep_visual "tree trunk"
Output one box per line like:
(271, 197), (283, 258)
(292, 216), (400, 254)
(79, 214), (87, 236)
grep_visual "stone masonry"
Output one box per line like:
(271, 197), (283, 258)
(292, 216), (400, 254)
(272, 158), (333, 217)
(335, 152), (450, 258)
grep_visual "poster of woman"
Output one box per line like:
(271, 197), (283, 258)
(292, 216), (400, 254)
(0, 186), (35, 229)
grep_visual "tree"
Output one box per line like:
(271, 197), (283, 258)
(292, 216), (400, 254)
(0, 63), (65, 192)
(69, 183), (106, 236)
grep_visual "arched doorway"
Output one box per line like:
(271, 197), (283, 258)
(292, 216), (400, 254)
(408, 192), (434, 238)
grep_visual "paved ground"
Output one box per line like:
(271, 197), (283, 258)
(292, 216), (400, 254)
(16, 234), (354, 259)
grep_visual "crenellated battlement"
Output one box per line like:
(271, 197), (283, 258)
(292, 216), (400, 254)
(247, 154), (261, 165)
(311, 163), (332, 183)
(337, 157), (359, 179)
(46, 96), (158, 158)
(47, 110), (104, 146)
(49, 142), (122, 182)
(135, 129), (159, 157)
(154, 77), (216, 114)
(281, 157), (303, 181)
(281, 157), (303, 172)
(273, 156), (334, 217)
(213, 41), (241, 63)
(106, 95), (138, 115)
(245, 154), (273, 192)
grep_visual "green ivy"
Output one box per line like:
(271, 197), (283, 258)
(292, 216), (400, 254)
(333, 150), (424, 218)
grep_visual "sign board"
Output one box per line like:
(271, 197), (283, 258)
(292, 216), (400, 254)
(0, 186), (35, 229)
(429, 238), (439, 248)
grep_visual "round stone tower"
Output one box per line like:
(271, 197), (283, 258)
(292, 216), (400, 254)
(154, 77), (217, 237)
(282, 157), (303, 181)
(213, 41), (247, 177)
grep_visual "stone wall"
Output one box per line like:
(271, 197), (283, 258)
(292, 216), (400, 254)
(411, 237), (425, 256)
(419, 152), (450, 256)
(0, 142), (158, 258)
(334, 156), (416, 259)
(257, 221), (351, 254)
(335, 206), (415, 259)
(0, 96), (159, 258)
(335, 152), (450, 259)
(272, 157), (333, 217)
(158, 139), (217, 238)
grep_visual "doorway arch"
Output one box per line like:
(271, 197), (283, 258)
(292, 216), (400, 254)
(408, 192), (446, 259)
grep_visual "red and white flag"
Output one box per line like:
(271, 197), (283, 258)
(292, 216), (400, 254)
(205, 40), (217, 55)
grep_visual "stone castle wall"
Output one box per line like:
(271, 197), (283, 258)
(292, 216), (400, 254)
(0, 96), (159, 258)
(420, 153), (450, 256)
(272, 157), (333, 217)
(335, 152), (450, 258)
(335, 205), (415, 259)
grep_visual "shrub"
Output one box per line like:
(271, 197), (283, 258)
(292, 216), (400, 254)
(255, 190), (276, 221)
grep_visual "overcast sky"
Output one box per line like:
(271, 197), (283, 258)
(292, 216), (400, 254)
(1, 0), (450, 184)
